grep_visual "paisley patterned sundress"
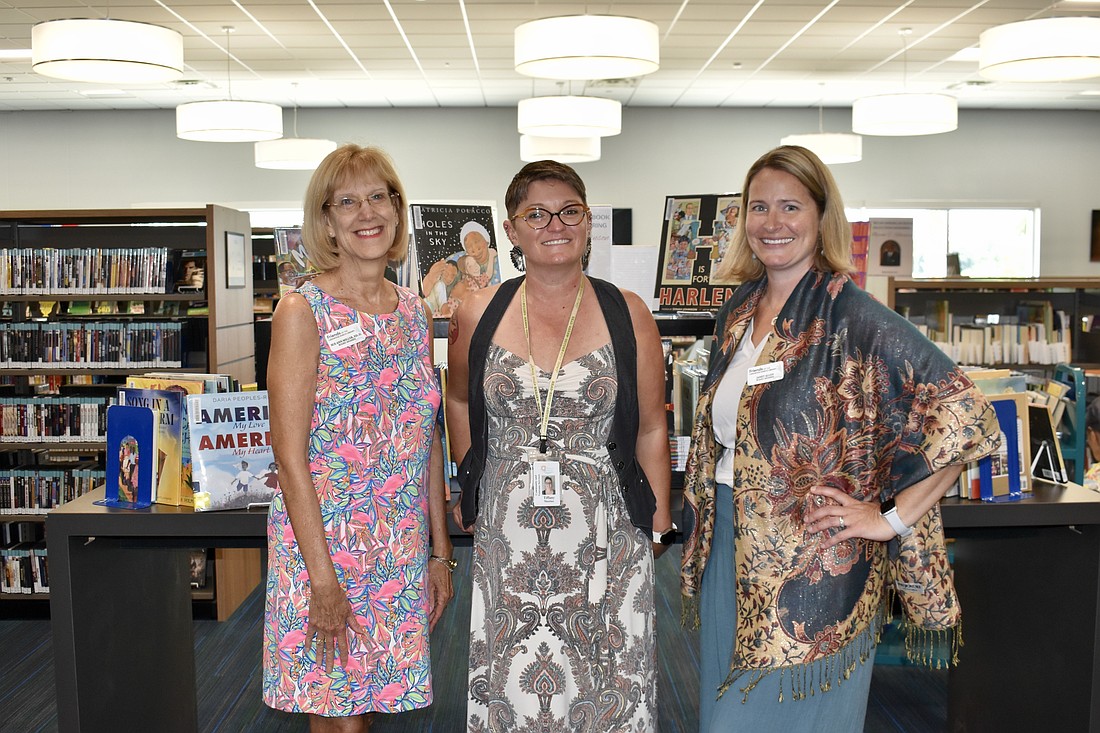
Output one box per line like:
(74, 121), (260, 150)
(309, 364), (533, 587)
(263, 281), (441, 716)
(468, 342), (656, 733)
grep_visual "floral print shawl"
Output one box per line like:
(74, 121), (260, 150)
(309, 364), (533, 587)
(680, 270), (1000, 701)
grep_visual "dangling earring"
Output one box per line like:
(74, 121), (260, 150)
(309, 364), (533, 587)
(510, 246), (526, 272)
(581, 237), (592, 270)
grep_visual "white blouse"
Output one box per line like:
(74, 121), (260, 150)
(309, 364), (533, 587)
(712, 318), (772, 485)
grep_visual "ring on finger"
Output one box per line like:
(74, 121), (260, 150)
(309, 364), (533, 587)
(838, 515), (845, 530)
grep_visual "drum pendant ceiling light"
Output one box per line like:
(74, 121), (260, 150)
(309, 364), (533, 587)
(517, 96), (621, 138)
(514, 15), (659, 80)
(780, 96), (862, 164)
(255, 137), (337, 169)
(852, 92), (957, 136)
(781, 133), (862, 164)
(851, 28), (958, 137)
(979, 17), (1100, 82)
(176, 26), (282, 143)
(31, 18), (184, 83)
(255, 86), (337, 169)
(519, 135), (601, 163)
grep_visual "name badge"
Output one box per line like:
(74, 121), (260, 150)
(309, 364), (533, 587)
(746, 361), (784, 386)
(325, 323), (366, 351)
(531, 460), (561, 507)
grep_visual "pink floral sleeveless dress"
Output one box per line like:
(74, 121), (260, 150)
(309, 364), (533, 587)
(263, 281), (441, 716)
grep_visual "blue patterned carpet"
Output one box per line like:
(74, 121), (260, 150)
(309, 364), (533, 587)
(0, 544), (946, 732)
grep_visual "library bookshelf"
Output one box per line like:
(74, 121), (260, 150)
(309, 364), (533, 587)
(0, 207), (260, 619)
(885, 277), (1100, 483)
(885, 277), (1100, 366)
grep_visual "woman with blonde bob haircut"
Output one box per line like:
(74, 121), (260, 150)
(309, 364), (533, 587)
(300, 144), (410, 272)
(263, 144), (453, 732)
(711, 145), (853, 285)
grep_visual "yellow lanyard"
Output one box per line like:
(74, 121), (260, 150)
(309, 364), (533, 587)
(521, 277), (586, 454)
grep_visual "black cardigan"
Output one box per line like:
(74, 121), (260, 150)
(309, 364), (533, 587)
(456, 275), (656, 534)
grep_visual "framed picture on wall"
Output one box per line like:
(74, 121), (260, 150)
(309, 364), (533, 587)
(225, 231), (246, 288)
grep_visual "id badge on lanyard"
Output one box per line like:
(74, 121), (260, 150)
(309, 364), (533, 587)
(528, 453), (561, 506)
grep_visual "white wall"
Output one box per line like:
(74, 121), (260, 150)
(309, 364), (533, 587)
(1, 106), (1097, 276)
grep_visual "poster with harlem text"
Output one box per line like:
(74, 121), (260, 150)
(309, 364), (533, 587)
(654, 194), (741, 311)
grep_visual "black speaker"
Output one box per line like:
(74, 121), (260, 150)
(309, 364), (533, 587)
(611, 208), (633, 245)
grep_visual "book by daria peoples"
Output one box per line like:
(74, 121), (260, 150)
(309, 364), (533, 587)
(186, 390), (277, 512)
(96, 404), (157, 509)
(117, 387), (185, 506)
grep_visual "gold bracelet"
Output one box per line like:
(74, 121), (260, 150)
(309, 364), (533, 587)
(430, 554), (457, 572)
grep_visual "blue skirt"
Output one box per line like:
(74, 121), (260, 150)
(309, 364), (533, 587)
(698, 484), (875, 733)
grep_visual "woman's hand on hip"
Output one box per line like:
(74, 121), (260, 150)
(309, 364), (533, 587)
(805, 486), (894, 549)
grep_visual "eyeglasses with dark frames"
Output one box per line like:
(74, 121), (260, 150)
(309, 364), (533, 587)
(511, 204), (590, 230)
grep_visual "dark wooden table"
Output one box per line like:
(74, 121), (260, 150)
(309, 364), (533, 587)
(47, 488), (268, 733)
(942, 481), (1100, 733)
(47, 482), (1100, 732)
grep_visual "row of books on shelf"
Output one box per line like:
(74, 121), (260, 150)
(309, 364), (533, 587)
(0, 467), (102, 514)
(670, 436), (690, 472)
(8, 374), (109, 393)
(949, 370), (1072, 501)
(0, 397), (108, 442)
(919, 323), (1073, 366)
(0, 246), (175, 295)
(103, 373), (276, 512)
(0, 321), (184, 368)
(905, 300), (1073, 366)
(16, 299), (198, 318)
(2, 542), (48, 595)
(2, 521), (46, 595)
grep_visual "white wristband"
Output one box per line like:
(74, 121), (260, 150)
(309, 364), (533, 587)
(880, 497), (913, 538)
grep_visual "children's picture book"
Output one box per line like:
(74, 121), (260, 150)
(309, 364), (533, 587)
(117, 387), (186, 507)
(96, 404), (157, 509)
(126, 374), (210, 506)
(409, 203), (499, 319)
(654, 194), (740, 311)
(187, 390), (277, 511)
(274, 227), (318, 297)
